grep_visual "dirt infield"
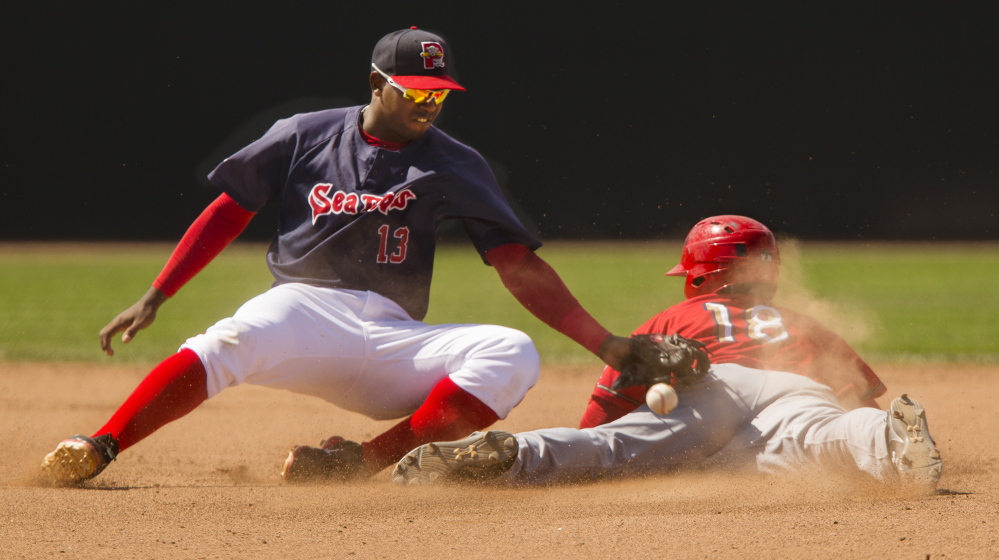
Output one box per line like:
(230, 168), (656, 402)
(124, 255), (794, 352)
(3, 361), (997, 559)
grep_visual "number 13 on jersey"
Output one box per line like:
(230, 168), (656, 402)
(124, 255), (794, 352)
(377, 224), (410, 263)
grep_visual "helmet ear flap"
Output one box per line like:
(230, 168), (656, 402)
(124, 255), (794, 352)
(685, 274), (710, 299)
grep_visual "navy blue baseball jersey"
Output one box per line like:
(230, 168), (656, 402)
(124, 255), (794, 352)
(208, 105), (540, 320)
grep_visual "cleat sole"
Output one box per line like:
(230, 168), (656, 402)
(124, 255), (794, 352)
(888, 394), (943, 492)
(392, 431), (518, 486)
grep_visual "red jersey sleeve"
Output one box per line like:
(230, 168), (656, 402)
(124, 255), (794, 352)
(486, 243), (611, 356)
(152, 193), (255, 297)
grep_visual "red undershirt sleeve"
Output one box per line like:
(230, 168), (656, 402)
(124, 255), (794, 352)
(152, 193), (255, 297)
(485, 243), (612, 356)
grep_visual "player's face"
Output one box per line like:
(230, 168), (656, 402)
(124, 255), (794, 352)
(368, 73), (444, 143)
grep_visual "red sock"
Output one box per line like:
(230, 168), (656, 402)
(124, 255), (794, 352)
(94, 348), (208, 452)
(361, 376), (500, 473)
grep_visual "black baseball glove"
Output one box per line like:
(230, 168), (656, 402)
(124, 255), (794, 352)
(611, 333), (711, 391)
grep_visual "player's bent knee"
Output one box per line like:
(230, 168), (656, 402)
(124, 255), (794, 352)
(450, 326), (540, 418)
(181, 316), (289, 396)
(492, 326), (541, 383)
(492, 328), (541, 406)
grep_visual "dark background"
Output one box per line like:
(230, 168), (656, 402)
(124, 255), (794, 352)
(2, 3), (996, 241)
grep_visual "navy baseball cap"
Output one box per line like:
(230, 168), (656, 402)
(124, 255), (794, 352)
(371, 27), (466, 91)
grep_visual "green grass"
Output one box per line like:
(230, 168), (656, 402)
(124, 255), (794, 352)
(787, 242), (999, 363)
(0, 241), (996, 365)
(0, 244), (270, 364)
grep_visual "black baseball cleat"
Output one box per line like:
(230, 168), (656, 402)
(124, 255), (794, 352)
(41, 433), (120, 485)
(392, 430), (519, 486)
(281, 437), (364, 482)
(887, 394), (943, 492)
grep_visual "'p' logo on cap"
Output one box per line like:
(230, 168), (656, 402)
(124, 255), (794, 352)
(421, 42), (445, 69)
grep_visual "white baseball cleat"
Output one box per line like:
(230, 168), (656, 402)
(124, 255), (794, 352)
(887, 394), (942, 492)
(392, 430), (518, 486)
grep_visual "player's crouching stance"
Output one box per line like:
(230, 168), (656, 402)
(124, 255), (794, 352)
(391, 216), (943, 494)
(41, 28), (635, 486)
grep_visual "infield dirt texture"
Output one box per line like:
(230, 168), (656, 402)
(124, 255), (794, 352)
(3, 360), (997, 559)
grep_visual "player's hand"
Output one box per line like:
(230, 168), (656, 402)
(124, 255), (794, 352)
(99, 287), (170, 356)
(597, 335), (631, 371)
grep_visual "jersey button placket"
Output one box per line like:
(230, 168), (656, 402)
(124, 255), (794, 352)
(360, 153), (378, 188)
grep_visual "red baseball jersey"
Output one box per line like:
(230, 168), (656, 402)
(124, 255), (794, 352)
(580, 293), (886, 428)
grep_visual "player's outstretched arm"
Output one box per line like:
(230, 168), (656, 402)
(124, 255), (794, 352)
(486, 243), (630, 371)
(98, 193), (255, 357)
(99, 286), (169, 356)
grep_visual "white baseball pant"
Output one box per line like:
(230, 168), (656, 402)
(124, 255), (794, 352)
(181, 283), (541, 421)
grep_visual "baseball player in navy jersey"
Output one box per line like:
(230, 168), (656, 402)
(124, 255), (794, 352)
(392, 216), (944, 494)
(41, 27), (634, 484)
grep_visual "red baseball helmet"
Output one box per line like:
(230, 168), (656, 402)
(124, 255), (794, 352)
(666, 215), (780, 299)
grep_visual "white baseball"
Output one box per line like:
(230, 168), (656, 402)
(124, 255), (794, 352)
(646, 383), (678, 415)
